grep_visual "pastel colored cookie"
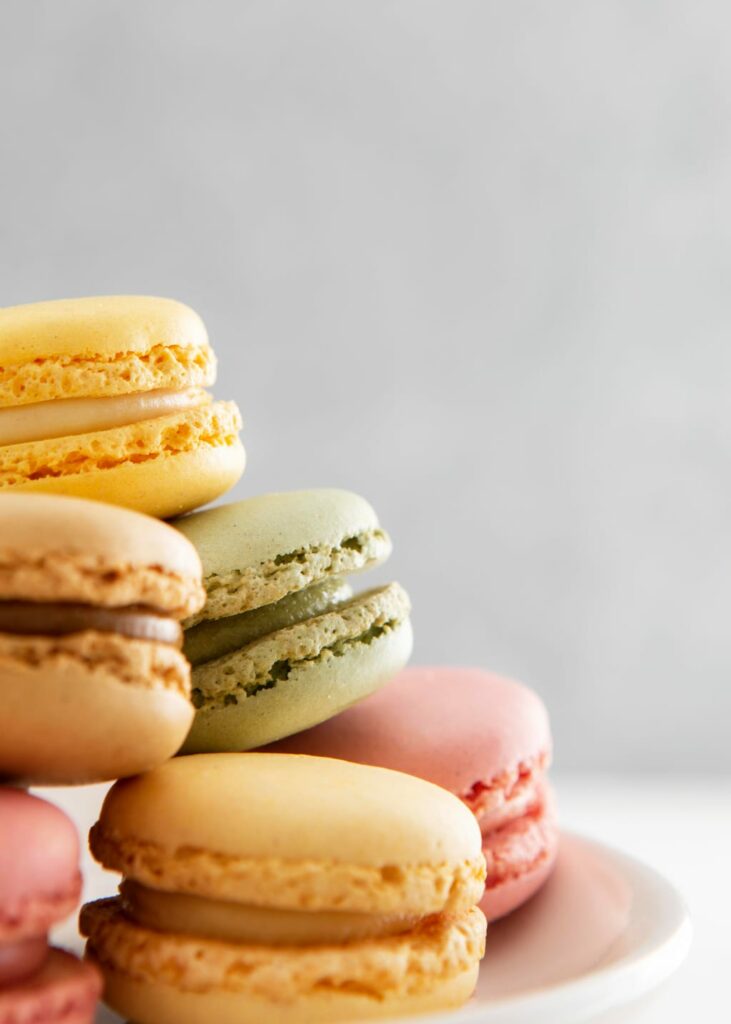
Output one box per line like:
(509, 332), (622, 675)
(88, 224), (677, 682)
(81, 753), (486, 1023)
(0, 494), (205, 784)
(173, 490), (413, 752)
(266, 666), (559, 921)
(0, 790), (101, 1022)
(0, 296), (245, 518)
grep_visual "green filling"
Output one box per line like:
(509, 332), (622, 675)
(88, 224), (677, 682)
(190, 618), (399, 711)
(340, 535), (365, 551)
(184, 578), (352, 667)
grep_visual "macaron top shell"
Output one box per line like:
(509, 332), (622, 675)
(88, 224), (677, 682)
(0, 493), (204, 617)
(90, 754), (485, 917)
(265, 666), (552, 798)
(0, 296), (215, 406)
(0, 789), (81, 940)
(94, 753), (480, 868)
(175, 489), (392, 622)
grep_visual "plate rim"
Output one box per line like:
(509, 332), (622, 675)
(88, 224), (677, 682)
(382, 830), (693, 1024)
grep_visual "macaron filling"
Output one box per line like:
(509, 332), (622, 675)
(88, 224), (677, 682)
(184, 578), (353, 666)
(0, 601), (183, 646)
(189, 582), (411, 710)
(0, 387), (209, 447)
(119, 881), (420, 946)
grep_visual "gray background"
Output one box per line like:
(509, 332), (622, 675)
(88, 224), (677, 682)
(1, 1), (727, 771)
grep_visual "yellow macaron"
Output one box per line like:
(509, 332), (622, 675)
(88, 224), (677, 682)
(0, 296), (245, 518)
(81, 753), (487, 1023)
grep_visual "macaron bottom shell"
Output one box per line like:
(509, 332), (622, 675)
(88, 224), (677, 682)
(92, 963), (480, 1024)
(480, 783), (559, 922)
(0, 645), (194, 785)
(82, 902), (484, 1024)
(181, 615), (413, 753)
(2, 426), (245, 519)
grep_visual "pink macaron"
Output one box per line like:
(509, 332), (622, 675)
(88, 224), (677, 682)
(264, 666), (559, 921)
(0, 789), (101, 1021)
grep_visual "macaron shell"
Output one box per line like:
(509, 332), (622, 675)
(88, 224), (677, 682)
(175, 488), (392, 624)
(0, 790), (80, 940)
(182, 615), (413, 752)
(174, 489), (387, 580)
(0, 493), (203, 614)
(0, 403), (245, 519)
(0, 296), (213, 404)
(82, 901), (484, 1024)
(0, 948), (101, 1024)
(0, 637), (193, 785)
(90, 963), (479, 1024)
(265, 666), (552, 798)
(480, 784), (559, 922)
(481, 844), (558, 923)
(92, 752), (483, 898)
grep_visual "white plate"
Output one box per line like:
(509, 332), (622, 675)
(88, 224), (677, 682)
(84, 832), (690, 1024)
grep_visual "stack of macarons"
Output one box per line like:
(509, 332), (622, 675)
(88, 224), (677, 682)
(0, 295), (558, 1024)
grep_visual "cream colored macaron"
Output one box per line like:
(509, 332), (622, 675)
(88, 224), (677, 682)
(0, 296), (245, 518)
(0, 493), (204, 784)
(81, 753), (487, 1023)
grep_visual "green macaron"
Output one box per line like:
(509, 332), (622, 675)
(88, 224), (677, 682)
(173, 489), (413, 752)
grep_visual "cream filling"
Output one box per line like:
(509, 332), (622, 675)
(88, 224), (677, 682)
(184, 578), (353, 667)
(120, 880), (420, 946)
(0, 387), (209, 446)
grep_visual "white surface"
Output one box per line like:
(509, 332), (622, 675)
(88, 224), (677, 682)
(45, 773), (723, 1022)
(2, 1), (731, 772)
(558, 776), (728, 1020)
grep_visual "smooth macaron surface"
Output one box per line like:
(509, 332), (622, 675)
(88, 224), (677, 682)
(266, 666), (558, 921)
(0, 296), (245, 518)
(174, 490), (413, 753)
(82, 753), (486, 1024)
(0, 789), (81, 942)
(0, 494), (204, 784)
(90, 752), (484, 878)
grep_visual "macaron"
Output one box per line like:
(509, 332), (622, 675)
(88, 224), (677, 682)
(0, 789), (101, 1023)
(174, 489), (413, 752)
(81, 753), (486, 1023)
(0, 296), (245, 518)
(266, 666), (559, 921)
(0, 493), (205, 784)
